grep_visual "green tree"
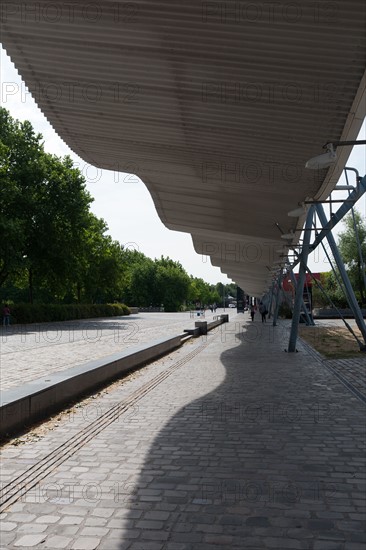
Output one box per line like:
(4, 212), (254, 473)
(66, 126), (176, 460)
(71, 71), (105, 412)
(1, 108), (238, 309)
(0, 108), (94, 302)
(214, 282), (237, 306)
(155, 257), (190, 311)
(25, 154), (93, 302)
(128, 256), (191, 311)
(76, 214), (126, 303)
(118, 247), (151, 304)
(0, 108), (45, 288)
(129, 258), (157, 307)
(338, 210), (366, 305)
(209, 286), (221, 305)
(189, 277), (218, 306)
(311, 271), (348, 309)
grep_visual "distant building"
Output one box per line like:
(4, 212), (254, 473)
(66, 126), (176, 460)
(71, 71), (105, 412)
(282, 272), (321, 312)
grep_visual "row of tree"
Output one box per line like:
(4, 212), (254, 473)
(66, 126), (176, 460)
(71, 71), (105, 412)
(122, 254), (236, 311)
(2, 107), (363, 312)
(0, 107), (237, 311)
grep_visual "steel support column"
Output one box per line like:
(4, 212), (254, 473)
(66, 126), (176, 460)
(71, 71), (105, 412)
(268, 280), (275, 319)
(289, 268), (314, 326)
(316, 203), (366, 349)
(272, 271), (283, 327)
(288, 206), (315, 352)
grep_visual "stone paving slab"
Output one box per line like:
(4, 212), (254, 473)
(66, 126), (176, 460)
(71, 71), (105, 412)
(1, 315), (365, 549)
(320, 358), (365, 401)
(0, 312), (221, 391)
(295, 324), (366, 403)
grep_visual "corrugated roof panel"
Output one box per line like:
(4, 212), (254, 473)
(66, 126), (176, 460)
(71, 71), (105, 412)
(2, 0), (365, 293)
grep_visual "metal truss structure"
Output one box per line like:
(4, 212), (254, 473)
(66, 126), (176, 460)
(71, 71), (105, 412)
(269, 172), (366, 352)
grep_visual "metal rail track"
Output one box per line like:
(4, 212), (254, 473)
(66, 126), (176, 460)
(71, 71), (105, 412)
(0, 337), (213, 512)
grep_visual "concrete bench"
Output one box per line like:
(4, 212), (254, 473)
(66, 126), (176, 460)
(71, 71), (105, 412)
(0, 334), (184, 438)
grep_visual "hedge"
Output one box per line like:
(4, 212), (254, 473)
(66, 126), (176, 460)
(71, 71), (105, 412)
(6, 303), (130, 325)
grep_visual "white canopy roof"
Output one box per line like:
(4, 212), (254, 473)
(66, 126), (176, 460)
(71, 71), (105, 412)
(2, 1), (365, 294)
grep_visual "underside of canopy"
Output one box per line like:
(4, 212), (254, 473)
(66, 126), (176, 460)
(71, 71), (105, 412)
(2, 1), (365, 294)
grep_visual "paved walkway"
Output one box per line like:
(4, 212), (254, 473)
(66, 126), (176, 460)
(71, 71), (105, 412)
(0, 311), (219, 391)
(0, 314), (365, 549)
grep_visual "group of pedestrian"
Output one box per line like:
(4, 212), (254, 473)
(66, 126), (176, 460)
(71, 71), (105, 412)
(250, 302), (268, 323)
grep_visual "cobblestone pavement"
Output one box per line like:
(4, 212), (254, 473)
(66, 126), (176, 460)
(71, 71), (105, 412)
(1, 315), (365, 549)
(295, 322), (366, 402)
(0, 311), (220, 391)
(323, 358), (365, 401)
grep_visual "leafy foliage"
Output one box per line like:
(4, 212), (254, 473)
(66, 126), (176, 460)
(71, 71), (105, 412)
(0, 108), (93, 300)
(188, 277), (220, 307)
(337, 210), (366, 305)
(0, 108), (236, 314)
(311, 272), (348, 309)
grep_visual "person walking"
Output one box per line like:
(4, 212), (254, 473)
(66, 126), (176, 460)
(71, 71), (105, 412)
(259, 302), (267, 323)
(2, 304), (11, 326)
(250, 304), (255, 322)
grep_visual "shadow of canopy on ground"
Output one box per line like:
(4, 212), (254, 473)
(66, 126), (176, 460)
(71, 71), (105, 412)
(106, 320), (366, 549)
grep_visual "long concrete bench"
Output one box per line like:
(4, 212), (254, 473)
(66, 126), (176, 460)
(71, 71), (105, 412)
(184, 314), (229, 337)
(0, 314), (229, 438)
(0, 334), (184, 438)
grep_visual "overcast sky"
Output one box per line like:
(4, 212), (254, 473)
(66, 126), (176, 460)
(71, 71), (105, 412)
(1, 45), (365, 285)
